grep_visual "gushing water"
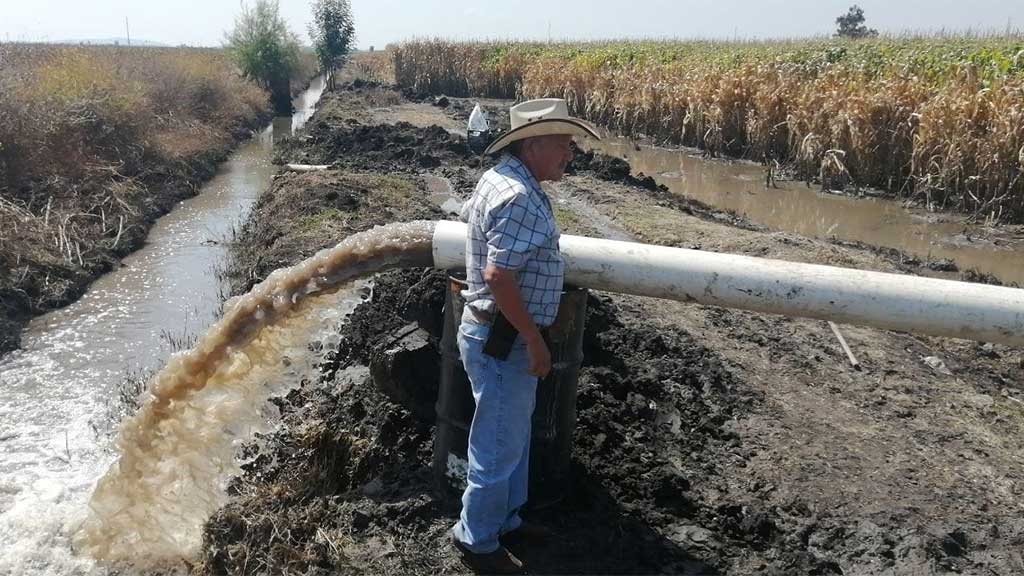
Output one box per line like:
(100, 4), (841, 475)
(75, 221), (436, 566)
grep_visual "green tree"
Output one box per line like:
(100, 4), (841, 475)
(225, 0), (301, 113)
(309, 0), (356, 90)
(835, 5), (879, 39)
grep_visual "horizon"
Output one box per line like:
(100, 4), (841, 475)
(9, 28), (1024, 51)
(1, 1), (1023, 50)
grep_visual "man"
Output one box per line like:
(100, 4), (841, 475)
(451, 99), (600, 574)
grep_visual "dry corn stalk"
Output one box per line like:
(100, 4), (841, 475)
(387, 37), (1024, 221)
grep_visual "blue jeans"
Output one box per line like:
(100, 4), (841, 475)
(451, 318), (538, 553)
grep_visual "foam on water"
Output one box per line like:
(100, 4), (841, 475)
(74, 221), (436, 568)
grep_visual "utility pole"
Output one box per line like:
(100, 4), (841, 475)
(125, 17), (131, 47)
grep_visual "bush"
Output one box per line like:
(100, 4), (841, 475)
(309, 0), (355, 89)
(224, 0), (302, 113)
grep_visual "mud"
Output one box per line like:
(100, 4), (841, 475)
(201, 80), (1024, 576)
(442, 97), (513, 136)
(227, 170), (444, 295)
(201, 272), (758, 575)
(275, 120), (474, 172)
(272, 84), (476, 174)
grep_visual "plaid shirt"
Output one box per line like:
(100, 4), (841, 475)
(460, 154), (564, 327)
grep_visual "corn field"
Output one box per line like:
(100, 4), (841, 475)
(351, 50), (395, 85)
(364, 37), (1024, 223)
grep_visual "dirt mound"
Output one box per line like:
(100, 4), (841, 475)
(568, 149), (664, 191)
(443, 98), (513, 134)
(276, 120), (474, 172)
(200, 365), (438, 575)
(199, 268), (791, 574)
(346, 78), (392, 91)
(227, 172), (443, 294)
(324, 268), (448, 421)
(960, 267), (1018, 287)
(399, 86), (434, 104)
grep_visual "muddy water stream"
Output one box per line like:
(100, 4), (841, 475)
(586, 135), (1024, 286)
(77, 222), (433, 566)
(0, 77), (326, 575)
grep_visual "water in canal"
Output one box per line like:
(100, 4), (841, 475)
(0, 77), (326, 575)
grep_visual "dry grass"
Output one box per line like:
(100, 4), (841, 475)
(368, 37), (1024, 222)
(1, 44), (269, 182)
(0, 43), (282, 350)
(350, 50), (394, 85)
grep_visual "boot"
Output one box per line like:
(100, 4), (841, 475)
(451, 532), (525, 574)
(500, 520), (556, 544)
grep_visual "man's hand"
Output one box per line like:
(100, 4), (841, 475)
(524, 332), (551, 378)
(485, 264), (552, 378)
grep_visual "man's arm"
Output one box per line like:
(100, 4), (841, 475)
(484, 265), (551, 378)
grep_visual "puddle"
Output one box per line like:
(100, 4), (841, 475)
(585, 134), (1024, 285)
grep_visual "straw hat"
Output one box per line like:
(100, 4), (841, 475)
(483, 98), (600, 155)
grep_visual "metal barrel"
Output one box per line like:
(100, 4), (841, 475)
(433, 276), (588, 508)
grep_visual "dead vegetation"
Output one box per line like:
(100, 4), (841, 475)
(362, 37), (1024, 223)
(0, 43), (277, 352)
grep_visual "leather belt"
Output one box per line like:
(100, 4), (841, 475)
(467, 306), (552, 338)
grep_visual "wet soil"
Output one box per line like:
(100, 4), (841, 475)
(204, 82), (1024, 575)
(274, 119), (472, 173)
(225, 169), (443, 295)
(200, 269), (760, 575)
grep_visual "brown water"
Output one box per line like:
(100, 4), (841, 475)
(0, 77), (327, 575)
(76, 221), (435, 565)
(586, 135), (1024, 286)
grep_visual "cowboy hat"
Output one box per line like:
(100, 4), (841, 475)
(483, 98), (600, 155)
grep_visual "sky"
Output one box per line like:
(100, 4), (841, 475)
(1, 0), (1023, 48)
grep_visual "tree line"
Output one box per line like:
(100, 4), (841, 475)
(224, 1), (878, 114)
(225, 0), (355, 113)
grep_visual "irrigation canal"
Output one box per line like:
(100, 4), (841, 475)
(0, 77), (327, 576)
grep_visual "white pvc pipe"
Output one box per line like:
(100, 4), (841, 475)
(432, 220), (1024, 346)
(284, 163), (330, 172)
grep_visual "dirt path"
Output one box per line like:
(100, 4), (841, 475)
(200, 83), (1024, 576)
(549, 174), (1024, 574)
